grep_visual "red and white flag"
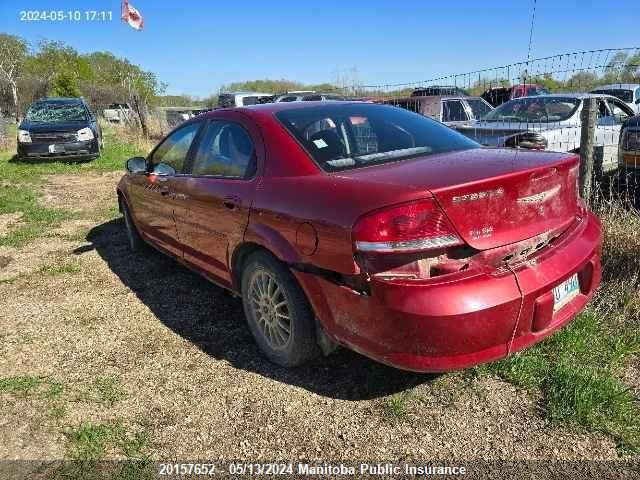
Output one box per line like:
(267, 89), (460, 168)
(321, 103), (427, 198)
(121, 0), (144, 31)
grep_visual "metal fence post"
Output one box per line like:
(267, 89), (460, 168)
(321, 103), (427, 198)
(579, 97), (597, 202)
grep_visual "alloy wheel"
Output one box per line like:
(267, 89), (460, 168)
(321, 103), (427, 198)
(248, 270), (292, 349)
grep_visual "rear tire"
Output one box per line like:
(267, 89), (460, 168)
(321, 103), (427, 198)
(121, 199), (147, 253)
(241, 251), (320, 367)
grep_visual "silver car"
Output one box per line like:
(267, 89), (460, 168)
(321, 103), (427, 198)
(455, 93), (635, 173)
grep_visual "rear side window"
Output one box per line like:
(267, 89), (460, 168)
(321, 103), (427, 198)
(151, 122), (201, 174)
(190, 121), (255, 178)
(218, 94), (235, 108)
(276, 104), (479, 172)
(303, 95), (323, 101)
(442, 100), (467, 122)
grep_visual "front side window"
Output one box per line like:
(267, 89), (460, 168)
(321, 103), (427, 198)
(442, 100), (467, 122)
(607, 99), (632, 124)
(191, 121), (255, 178)
(482, 97), (580, 123)
(276, 104), (479, 172)
(151, 122), (201, 174)
(26, 102), (88, 123)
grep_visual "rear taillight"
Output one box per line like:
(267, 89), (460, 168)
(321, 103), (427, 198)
(353, 198), (463, 253)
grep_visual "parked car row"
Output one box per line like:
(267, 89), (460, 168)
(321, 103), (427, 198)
(216, 90), (359, 107)
(384, 83), (640, 176)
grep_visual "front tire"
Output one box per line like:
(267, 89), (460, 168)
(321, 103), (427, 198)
(121, 199), (147, 253)
(241, 251), (320, 367)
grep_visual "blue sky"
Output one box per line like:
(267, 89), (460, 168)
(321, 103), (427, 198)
(1, 0), (638, 97)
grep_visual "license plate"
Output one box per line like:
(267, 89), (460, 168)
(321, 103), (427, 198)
(49, 144), (65, 153)
(553, 274), (580, 312)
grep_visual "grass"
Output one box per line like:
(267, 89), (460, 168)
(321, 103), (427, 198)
(0, 126), (147, 184)
(380, 391), (413, 421)
(0, 124), (145, 248)
(0, 375), (46, 396)
(39, 260), (82, 276)
(1, 374), (150, 478)
(92, 377), (125, 407)
(58, 422), (153, 480)
(0, 182), (76, 247)
(478, 201), (640, 453)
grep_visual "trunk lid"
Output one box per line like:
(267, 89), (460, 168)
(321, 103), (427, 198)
(430, 155), (579, 250)
(335, 148), (580, 251)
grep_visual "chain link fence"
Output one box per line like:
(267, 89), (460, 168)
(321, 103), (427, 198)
(353, 48), (640, 207)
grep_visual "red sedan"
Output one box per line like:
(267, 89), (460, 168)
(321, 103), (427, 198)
(117, 102), (601, 372)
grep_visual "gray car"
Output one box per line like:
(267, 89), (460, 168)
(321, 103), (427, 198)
(384, 95), (494, 127)
(455, 93), (635, 173)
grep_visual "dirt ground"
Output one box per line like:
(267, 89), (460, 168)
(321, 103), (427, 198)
(0, 172), (629, 465)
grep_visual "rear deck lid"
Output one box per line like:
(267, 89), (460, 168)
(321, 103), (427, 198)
(430, 155), (579, 250)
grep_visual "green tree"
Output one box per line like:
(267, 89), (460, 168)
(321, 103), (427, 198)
(565, 71), (599, 91)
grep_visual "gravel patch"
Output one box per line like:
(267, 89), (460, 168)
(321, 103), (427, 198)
(0, 212), (23, 237)
(41, 172), (122, 214)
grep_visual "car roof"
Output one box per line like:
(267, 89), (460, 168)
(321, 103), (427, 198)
(195, 100), (370, 119)
(220, 91), (272, 97)
(413, 85), (463, 90)
(36, 97), (84, 104)
(385, 95), (482, 102)
(591, 84), (640, 91)
(507, 93), (618, 100)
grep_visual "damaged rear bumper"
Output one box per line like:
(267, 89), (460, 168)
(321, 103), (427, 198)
(295, 211), (602, 372)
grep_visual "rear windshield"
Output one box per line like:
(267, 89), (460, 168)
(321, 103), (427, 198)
(276, 104), (479, 172)
(482, 97), (581, 123)
(26, 102), (88, 123)
(591, 89), (633, 103)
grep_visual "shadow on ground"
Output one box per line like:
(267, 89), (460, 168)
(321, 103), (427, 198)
(75, 218), (435, 400)
(9, 154), (94, 165)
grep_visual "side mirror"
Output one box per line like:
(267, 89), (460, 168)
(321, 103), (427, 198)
(635, 98), (640, 105)
(126, 156), (148, 174)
